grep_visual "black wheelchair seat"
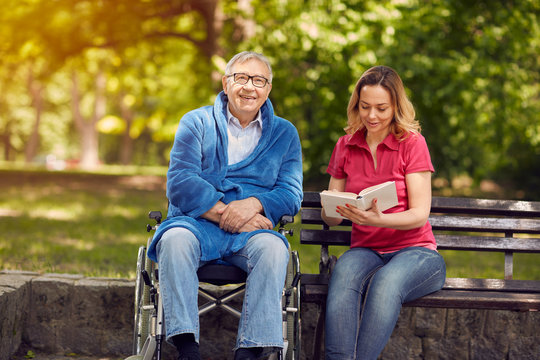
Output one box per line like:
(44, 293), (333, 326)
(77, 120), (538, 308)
(197, 263), (247, 286)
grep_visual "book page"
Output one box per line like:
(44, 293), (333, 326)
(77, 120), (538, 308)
(357, 181), (398, 212)
(359, 181), (394, 196)
(320, 181), (398, 219)
(320, 190), (360, 219)
(320, 190), (359, 199)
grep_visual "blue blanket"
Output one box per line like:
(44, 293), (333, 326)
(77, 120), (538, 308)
(147, 92), (303, 262)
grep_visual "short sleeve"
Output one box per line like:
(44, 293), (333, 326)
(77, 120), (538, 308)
(403, 134), (435, 174)
(326, 135), (350, 179)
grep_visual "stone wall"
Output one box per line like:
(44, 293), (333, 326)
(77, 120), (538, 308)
(1, 270), (539, 360)
(300, 303), (540, 360)
(0, 271), (134, 359)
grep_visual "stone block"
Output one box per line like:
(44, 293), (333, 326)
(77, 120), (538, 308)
(514, 310), (540, 337)
(381, 333), (422, 359)
(508, 335), (540, 360)
(413, 307), (446, 338)
(0, 272), (33, 360)
(470, 336), (509, 360)
(444, 308), (485, 338)
(25, 275), (75, 352)
(423, 336), (470, 360)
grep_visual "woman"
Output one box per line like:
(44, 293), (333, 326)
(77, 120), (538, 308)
(323, 66), (446, 360)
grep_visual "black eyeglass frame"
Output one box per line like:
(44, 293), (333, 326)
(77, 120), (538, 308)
(226, 73), (270, 88)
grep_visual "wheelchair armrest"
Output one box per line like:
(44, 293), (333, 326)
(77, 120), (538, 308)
(147, 211), (163, 232)
(278, 215), (295, 237)
(148, 211), (162, 224)
(279, 215), (294, 226)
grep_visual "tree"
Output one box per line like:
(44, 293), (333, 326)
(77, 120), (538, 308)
(1, 0), (226, 167)
(244, 0), (540, 197)
(386, 0), (540, 192)
(1, 0), (538, 198)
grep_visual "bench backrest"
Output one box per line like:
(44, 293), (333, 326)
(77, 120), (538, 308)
(300, 192), (540, 279)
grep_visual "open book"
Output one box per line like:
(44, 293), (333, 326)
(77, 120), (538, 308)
(320, 181), (398, 219)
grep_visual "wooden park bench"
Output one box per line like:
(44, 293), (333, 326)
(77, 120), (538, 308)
(299, 191), (540, 358)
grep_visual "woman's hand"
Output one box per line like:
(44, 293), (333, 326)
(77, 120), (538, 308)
(321, 177), (346, 227)
(339, 171), (432, 230)
(336, 198), (383, 226)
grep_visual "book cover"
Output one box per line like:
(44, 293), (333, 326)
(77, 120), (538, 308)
(320, 181), (398, 219)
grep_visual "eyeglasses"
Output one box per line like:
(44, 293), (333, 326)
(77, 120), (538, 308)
(227, 73), (269, 88)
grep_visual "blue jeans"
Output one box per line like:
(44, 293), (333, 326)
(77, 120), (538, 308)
(156, 227), (289, 350)
(325, 246), (446, 360)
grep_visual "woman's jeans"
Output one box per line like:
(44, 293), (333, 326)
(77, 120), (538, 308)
(156, 227), (289, 350)
(325, 246), (446, 360)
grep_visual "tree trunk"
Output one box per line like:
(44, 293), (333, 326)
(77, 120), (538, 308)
(2, 119), (14, 161)
(236, 0), (256, 41)
(24, 70), (43, 163)
(71, 66), (106, 170)
(119, 93), (134, 165)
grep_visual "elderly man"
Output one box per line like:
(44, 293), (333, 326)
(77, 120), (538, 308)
(147, 51), (303, 360)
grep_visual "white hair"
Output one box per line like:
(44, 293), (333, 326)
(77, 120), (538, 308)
(224, 51), (273, 83)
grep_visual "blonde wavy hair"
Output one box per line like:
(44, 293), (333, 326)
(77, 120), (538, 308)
(345, 65), (420, 139)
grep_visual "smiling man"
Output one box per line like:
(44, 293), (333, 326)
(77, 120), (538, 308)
(146, 51), (303, 360)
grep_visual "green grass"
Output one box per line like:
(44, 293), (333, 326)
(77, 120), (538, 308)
(0, 167), (538, 280)
(0, 168), (168, 278)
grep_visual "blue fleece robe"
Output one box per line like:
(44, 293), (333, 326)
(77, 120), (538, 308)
(147, 91), (303, 262)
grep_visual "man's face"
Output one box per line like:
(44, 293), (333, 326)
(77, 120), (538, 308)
(222, 58), (272, 125)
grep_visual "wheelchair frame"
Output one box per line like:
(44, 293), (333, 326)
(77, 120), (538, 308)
(126, 211), (301, 360)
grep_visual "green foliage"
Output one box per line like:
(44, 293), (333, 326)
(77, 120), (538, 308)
(245, 0), (540, 197)
(0, 0), (539, 197)
(387, 0), (540, 191)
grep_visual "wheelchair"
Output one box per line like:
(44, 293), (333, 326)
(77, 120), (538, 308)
(126, 211), (301, 360)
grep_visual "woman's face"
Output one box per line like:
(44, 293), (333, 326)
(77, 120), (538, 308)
(359, 85), (394, 137)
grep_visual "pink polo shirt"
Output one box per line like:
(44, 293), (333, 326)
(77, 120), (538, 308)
(327, 129), (437, 252)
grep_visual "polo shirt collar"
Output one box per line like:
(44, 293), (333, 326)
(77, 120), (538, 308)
(347, 128), (399, 151)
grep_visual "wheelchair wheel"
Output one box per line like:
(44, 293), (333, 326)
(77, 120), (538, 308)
(285, 250), (301, 360)
(132, 245), (152, 354)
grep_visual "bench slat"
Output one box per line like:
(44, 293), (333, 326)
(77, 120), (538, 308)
(429, 215), (540, 233)
(431, 197), (540, 217)
(405, 290), (540, 311)
(436, 235), (540, 252)
(302, 286), (540, 311)
(300, 208), (328, 225)
(443, 277), (540, 293)
(301, 276), (540, 311)
(302, 192), (540, 217)
(300, 229), (350, 246)
(300, 229), (540, 252)
(301, 275), (540, 294)
(301, 209), (540, 234)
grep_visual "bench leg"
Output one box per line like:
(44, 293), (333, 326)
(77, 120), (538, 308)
(313, 303), (326, 360)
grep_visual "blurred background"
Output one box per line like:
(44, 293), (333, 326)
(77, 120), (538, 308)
(1, 0), (539, 278)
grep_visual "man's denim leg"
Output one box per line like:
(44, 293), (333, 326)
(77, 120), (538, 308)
(156, 227), (203, 343)
(224, 232), (289, 350)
